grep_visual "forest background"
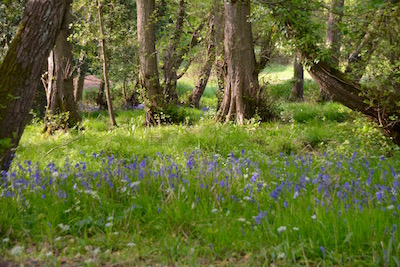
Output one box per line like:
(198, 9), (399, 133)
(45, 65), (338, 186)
(0, 0), (400, 265)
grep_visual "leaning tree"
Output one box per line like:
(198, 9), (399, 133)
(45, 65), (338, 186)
(0, 0), (71, 171)
(264, 0), (400, 145)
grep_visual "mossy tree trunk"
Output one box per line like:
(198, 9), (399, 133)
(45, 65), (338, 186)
(216, 0), (259, 124)
(44, 3), (81, 133)
(137, 0), (163, 126)
(0, 0), (71, 171)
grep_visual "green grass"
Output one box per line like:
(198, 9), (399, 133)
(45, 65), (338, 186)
(1, 65), (400, 266)
(260, 63), (312, 83)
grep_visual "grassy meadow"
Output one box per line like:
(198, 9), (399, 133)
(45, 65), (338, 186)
(1, 66), (400, 266)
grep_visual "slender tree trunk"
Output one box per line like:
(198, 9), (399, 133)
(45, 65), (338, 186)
(162, 0), (186, 103)
(319, 0), (344, 101)
(326, 0), (344, 66)
(0, 0), (71, 171)
(74, 52), (86, 102)
(290, 50), (304, 101)
(345, 32), (380, 83)
(188, 12), (215, 108)
(96, 81), (107, 110)
(44, 3), (81, 133)
(214, 0), (225, 110)
(216, 0), (259, 124)
(98, 0), (117, 127)
(74, 12), (91, 102)
(137, 0), (163, 126)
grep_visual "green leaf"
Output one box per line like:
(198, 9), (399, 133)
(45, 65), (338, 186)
(343, 232), (353, 244)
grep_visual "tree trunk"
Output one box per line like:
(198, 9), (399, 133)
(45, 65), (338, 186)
(162, 0), (186, 103)
(216, 0), (259, 124)
(137, 0), (163, 126)
(188, 12), (216, 108)
(0, 0), (71, 171)
(98, 0), (117, 127)
(96, 81), (108, 110)
(44, 3), (81, 133)
(214, 0), (225, 110)
(319, 0), (344, 101)
(74, 52), (86, 102)
(306, 56), (400, 144)
(290, 50), (304, 101)
(326, 0), (344, 66)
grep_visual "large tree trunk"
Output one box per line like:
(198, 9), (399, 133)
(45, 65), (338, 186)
(188, 12), (216, 108)
(0, 0), (71, 171)
(307, 56), (400, 144)
(290, 50), (304, 101)
(44, 3), (81, 133)
(216, 0), (259, 124)
(137, 0), (163, 126)
(98, 0), (117, 127)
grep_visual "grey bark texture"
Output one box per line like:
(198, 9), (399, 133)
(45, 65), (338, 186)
(0, 0), (71, 171)
(216, 0), (259, 124)
(45, 3), (81, 132)
(137, 0), (163, 126)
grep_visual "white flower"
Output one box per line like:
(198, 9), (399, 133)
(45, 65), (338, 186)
(387, 205), (395, 210)
(57, 223), (70, 231)
(2, 238), (10, 243)
(93, 247), (101, 255)
(54, 236), (62, 242)
(52, 171), (59, 178)
(243, 196), (252, 201)
(10, 245), (24, 256)
(127, 242), (136, 247)
(45, 251), (53, 257)
(277, 252), (285, 259)
(277, 226), (287, 233)
(237, 218), (246, 222)
(107, 216), (114, 221)
(105, 222), (113, 228)
(211, 208), (218, 213)
(113, 232), (119, 236)
(191, 202), (195, 209)
(293, 227), (299, 231)
(311, 214), (317, 220)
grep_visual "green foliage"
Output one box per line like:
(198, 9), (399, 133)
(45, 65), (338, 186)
(0, 0), (24, 60)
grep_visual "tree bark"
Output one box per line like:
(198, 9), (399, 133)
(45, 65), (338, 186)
(98, 0), (117, 127)
(162, 0), (186, 103)
(320, 0), (344, 101)
(326, 0), (344, 66)
(216, 0), (259, 124)
(44, 3), (81, 133)
(306, 55), (400, 144)
(188, 12), (216, 108)
(74, 52), (86, 102)
(137, 0), (163, 126)
(214, 0), (225, 109)
(290, 50), (304, 101)
(0, 0), (71, 171)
